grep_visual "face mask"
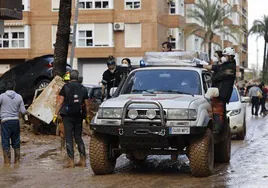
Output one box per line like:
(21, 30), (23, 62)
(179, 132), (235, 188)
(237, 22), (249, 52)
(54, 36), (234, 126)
(212, 56), (218, 63)
(221, 56), (227, 63)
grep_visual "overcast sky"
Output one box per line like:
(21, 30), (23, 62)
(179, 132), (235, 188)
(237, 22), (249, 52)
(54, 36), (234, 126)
(248, 0), (268, 70)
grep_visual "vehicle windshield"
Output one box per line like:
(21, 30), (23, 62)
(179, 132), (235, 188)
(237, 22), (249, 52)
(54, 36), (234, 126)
(121, 69), (201, 95)
(229, 88), (239, 102)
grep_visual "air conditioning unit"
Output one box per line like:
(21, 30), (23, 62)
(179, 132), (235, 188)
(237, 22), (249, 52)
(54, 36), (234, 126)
(114, 23), (125, 31)
(167, 29), (174, 38)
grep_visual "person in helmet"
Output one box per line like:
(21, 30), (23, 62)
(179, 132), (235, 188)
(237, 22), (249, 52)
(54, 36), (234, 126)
(101, 59), (121, 99)
(63, 71), (71, 82)
(197, 47), (236, 133)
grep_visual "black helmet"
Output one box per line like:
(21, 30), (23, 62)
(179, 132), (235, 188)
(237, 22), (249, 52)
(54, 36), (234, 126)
(107, 60), (116, 66)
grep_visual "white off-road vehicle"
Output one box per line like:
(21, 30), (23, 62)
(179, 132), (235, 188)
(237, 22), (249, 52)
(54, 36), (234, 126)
(89, 52), (231, 177)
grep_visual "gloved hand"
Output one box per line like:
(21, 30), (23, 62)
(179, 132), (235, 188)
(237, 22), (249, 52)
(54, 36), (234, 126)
(52, 114), (58, 124)
(85, 115), (91, 124)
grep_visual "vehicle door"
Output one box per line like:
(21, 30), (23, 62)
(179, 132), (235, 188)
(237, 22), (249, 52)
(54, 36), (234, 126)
(13, 61), (33, 100)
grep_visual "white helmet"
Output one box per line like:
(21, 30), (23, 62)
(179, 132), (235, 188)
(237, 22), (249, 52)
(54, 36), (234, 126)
(222, 47), (235, 56)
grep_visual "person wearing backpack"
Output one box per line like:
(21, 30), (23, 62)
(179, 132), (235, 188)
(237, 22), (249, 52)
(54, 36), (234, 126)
(53, 70), (90, 168)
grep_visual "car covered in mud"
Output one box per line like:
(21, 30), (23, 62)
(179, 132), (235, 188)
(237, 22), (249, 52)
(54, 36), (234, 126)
(89, 52), (231, 177)
(0, 54), (72, 106)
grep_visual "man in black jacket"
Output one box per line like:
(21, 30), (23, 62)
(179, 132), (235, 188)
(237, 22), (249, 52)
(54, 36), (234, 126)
(101, 60), (121, 99)
(53, 70), (91, 168)
(197, 47), (236, 132)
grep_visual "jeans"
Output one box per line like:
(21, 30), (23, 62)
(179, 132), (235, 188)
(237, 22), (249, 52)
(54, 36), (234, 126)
(251, 97), (260, 115)
(62, 116), (86, 159)
(1, 120), (20, 152)
(260, 98), (266, 114)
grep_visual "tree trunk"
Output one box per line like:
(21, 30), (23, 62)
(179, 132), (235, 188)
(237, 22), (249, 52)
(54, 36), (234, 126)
(208, 34), (213, 64)
(53, 0), (72, 77)
(262, 41), (267, 80)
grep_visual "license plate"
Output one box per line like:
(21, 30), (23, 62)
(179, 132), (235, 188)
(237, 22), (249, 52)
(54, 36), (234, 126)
(169, 127), (190, 135)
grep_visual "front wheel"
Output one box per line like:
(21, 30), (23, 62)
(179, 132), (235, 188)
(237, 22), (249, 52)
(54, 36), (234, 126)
(189, 129), (214, 177)
(89, 133), (116, 175)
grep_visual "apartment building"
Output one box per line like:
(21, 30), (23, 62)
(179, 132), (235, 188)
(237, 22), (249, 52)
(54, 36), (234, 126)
(0, 0), (248, 84)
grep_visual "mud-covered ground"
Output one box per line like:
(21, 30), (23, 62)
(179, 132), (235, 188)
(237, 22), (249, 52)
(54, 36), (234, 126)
(1, 106), (268, 188)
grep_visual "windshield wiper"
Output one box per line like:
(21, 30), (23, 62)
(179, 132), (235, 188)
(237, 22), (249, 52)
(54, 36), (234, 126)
(131, 89), (156, 94)
(166, 90), (194, 97)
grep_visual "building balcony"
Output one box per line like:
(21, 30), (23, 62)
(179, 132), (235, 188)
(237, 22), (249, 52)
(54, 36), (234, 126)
(0, 0), (22, 20)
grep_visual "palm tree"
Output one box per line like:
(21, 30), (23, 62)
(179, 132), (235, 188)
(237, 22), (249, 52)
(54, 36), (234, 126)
(187, 0), (236, 60)
(249, 15), (268, 80)
(53, 0), (72, 77)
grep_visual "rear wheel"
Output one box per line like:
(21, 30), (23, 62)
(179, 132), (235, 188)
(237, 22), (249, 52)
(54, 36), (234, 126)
(89, 133), (116, 175)
(189, 129), (214, 177)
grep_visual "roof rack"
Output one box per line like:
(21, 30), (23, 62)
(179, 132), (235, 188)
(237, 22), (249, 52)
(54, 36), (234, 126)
(140, 51), (209, 67)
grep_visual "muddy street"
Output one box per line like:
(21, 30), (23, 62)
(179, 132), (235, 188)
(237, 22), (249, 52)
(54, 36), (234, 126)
(0, 107), (268, 188)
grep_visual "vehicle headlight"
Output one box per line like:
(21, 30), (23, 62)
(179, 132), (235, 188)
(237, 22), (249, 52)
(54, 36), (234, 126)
(97, 108), (122, 119)
(167, 109), (197, 120)
(229, 108), (241, 116)
(128, 109), (138, 119)
(146, 109), (157, 119)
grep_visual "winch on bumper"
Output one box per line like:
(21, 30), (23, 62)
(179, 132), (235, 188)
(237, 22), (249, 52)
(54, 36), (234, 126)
(90, 100), (206, 148)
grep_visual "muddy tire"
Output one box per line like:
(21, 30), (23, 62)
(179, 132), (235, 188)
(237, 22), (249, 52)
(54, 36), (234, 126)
(89, 133), (116, 175)
(237, 116), (246, 140)
(214, 125), (231, 162)
(189, 129), (214, 177)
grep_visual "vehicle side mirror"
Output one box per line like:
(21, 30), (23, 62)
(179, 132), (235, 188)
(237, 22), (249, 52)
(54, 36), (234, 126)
(241, 96), (250, 103)
(205, 87), (219, 99)
(110, 87), (118, 97)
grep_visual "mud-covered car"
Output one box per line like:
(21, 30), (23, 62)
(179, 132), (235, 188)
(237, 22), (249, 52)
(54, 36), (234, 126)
(89, 53), (231, 177)
(0, 54), (72, 106)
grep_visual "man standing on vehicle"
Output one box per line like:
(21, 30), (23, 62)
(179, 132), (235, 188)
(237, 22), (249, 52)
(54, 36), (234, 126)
(101, 59), (121, 100)
(162, 41), (172, 52)
(53, 70), (91, 168)
(197, 47), (236, 132)
(0, 80), (27, 166)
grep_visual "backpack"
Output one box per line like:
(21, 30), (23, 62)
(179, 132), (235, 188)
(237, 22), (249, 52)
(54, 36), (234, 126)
(64, 83), (85, 117)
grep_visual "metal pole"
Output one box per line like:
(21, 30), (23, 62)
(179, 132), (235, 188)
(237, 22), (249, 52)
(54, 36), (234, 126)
(70, 0), (79, 67)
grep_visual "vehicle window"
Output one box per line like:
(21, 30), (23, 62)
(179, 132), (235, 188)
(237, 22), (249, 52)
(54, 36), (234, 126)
(121, 69), (202, 95)
(229, 88), (239, 102)
(91, 88), (102, 99)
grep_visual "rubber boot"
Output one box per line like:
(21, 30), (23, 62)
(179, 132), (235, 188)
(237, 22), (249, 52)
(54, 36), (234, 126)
(63, 157), (74, 168)
(76, 154), (86, 167)
(3, 150), (11, 166)
(14, 148), (20, 165)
